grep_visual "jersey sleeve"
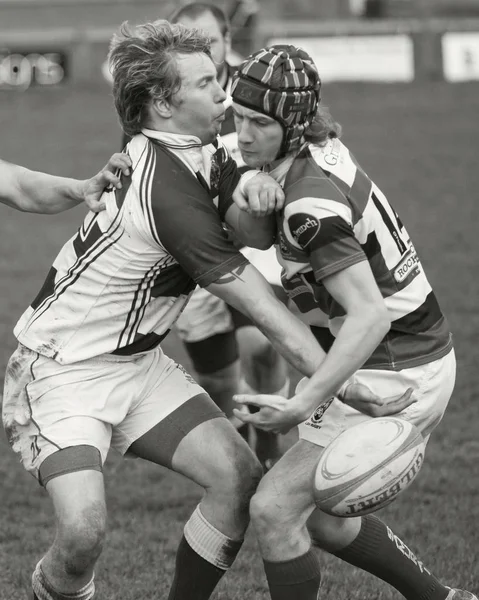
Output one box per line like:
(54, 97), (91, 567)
(210, 139), (241, 221)
(285, 197), (367, 282)
(150, 182), (247, 288)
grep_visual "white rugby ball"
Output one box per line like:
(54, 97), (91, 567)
(313, 417), (425, 518)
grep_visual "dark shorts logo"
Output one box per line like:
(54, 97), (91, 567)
(307, 397), (334, 429)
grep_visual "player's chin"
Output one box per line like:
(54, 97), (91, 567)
(204, 127), (220, 145)
(241, 154), (261, 169)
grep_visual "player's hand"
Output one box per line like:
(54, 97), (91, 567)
(238, 172), (285, 217)
(233, 393), (302, 434)
(83, 153), (132, 212)
(338, 382), (416, 417)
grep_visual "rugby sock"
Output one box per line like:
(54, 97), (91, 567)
(32, 561), (95, 600)
(167, 505), (243, 600)
(263, 548), (322, 600)
(333, 515), (449, 600)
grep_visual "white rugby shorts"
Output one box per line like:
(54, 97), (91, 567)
(2, 343), (216, 480)
(298, 349), (456, 447)
(175, 245), (282, 343)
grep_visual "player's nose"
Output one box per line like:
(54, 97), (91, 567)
(215, 80), (227, 103)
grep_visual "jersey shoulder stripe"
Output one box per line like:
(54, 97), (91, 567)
(139, 141), (160, 247)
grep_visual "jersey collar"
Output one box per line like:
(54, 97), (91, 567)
(141, 128), (202, 149)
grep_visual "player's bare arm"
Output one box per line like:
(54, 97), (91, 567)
(206, 261), (326, 382)
(0, 153), (131, 214)
(290, 260), (411, 415)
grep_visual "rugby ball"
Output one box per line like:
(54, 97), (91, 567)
(313, 417), (425, 518)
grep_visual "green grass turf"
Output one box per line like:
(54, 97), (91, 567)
(1, 80), (479, 598)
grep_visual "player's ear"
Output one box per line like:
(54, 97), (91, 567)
(152, 98), (172, 119)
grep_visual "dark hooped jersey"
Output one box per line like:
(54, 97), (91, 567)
(14, 132), (247, 364)
(275, 138), (452, 371)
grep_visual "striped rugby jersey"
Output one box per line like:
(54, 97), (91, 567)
(14, 131), (247, 364)
(273, 138), (452, 370)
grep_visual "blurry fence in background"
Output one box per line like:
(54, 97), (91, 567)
(1, 0), (479, 89)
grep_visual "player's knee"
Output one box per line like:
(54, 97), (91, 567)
(57, 503), (106, 572)
(249, 485), (281, 533)
(211, 444), (262, 503)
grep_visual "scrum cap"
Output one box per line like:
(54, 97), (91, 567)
(231, 45), (321, 157)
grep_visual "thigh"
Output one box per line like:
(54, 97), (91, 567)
(130, 402), (254, 490)
(120, 353), (226, 468)
(172, 417), (256, 488)
(46, 469), (106, 530)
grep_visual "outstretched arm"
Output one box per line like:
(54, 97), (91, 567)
(0, 153), (131, 214)
(206, 262), (327, 382)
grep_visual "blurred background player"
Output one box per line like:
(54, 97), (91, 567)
(170, 2), (289, 469)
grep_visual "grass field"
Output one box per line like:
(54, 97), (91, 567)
(1, 80), (479, 599)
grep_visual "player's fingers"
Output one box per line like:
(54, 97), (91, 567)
(344, 383), (383, 406)
(232, 188), (251, 212)
(86, 199), (106, 213)
(101, 172), (122, 189)
(232, 408), (259, 425)
(267, 188), (277, 214)
(259, 189), (273, 217)
(233, 393), (268, 408)
(383, 388), (414, 406)
(246, 190), (262, 216)
(379, 392), (417, 416)
(274, 185), (285, 210)
(105, 153), (131, 175)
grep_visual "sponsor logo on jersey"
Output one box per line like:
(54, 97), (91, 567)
(394, 244), (420, 283)
(323, 138), (341, 166)
(289, 213), (321, 247)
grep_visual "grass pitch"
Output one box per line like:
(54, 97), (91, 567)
(1, 80), (479, 599)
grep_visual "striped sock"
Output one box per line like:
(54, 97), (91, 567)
(32, 562), (95, 600)
(168, 505), (243, 600)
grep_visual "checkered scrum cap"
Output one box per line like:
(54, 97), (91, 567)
(231, 45), (321, 157)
